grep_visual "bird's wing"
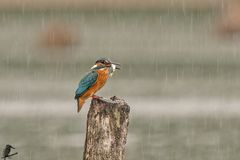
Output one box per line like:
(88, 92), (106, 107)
(75, 71), (98, 99)
(2, 147), (10, 157)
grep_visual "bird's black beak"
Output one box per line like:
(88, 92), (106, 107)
(111, 62), (121, 70)
(10, 146), (15, 149)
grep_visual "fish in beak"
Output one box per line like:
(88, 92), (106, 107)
(90, 59), (121, 71)
(111, 62), (121, 70)
(109, 62), (121, 77)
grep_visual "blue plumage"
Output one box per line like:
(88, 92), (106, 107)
(75, 71), (98, 99)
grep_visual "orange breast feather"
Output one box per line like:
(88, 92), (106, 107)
(80, 68), (109, 100)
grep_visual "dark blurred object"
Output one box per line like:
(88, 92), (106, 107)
(40, 22), (78, 48)
(217, 0), (240, 36)
(2, 145), (17, 160)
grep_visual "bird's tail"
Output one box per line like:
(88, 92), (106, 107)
(77, 98), (85, 113)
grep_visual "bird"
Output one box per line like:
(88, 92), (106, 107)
(74, 58), (121, 112)
(1, 145), (17, 160)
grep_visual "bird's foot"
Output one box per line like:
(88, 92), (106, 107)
(92, 95), (102, 99)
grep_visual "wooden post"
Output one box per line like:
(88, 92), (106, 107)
(83, 96), (130, 160)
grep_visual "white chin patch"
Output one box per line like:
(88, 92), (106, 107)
(91, 64), (97, 70)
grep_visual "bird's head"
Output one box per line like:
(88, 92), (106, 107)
(6, 145), (15, 149)
(91, 58), (121, 76)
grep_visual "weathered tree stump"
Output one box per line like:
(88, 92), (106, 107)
(83, 96), (130, 160)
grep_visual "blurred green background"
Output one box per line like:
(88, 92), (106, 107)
(1, 0), (240, 160)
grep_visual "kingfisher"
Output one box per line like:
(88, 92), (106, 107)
(74, 58), (121, 112)
(2, 145), (17, 160)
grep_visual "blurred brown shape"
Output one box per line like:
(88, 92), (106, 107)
(217, 0), (240, 36)
(0, 0), (220, 10)
(40, 23), (78, 48)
